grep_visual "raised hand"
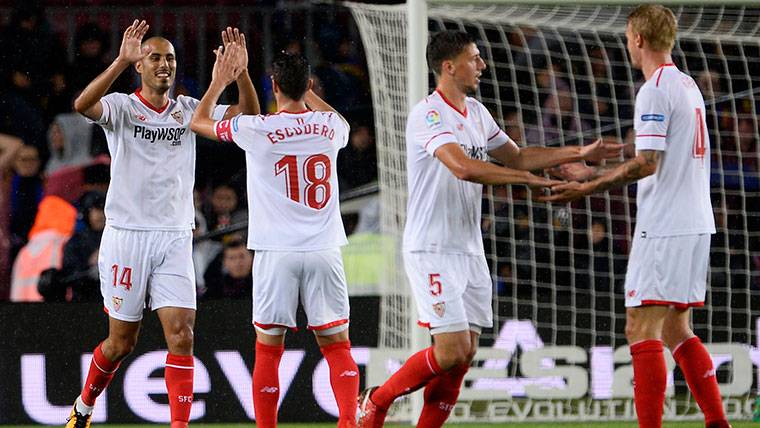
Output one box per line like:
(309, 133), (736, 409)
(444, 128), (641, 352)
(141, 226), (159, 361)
(547, 162), (595, 182)
(212, 42), (243, 87)
(221, 27), (248, 73)
(579, 137), (624, 164)
(117, 19), (151, 64)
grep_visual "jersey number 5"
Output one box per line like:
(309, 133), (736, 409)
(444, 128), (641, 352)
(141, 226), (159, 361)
(275, 154), (332, 209)
(693, 108), (706, 159)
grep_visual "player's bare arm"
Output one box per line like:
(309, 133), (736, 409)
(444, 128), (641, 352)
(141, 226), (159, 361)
(435, 143), (561, 188)
(540, 149), (660, 203)
(74, 19), (151, 120)
(304, 89), (350, 128)
(220, 27), (260, 119)
(489, 137), (624, 171)
(190, 42), (244, 140)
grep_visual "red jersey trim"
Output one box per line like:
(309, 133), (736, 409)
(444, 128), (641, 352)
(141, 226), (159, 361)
(640, 299), (705, 310)
(654, 64), (674, 88)
(637, 134), (667, 138)
(435, 89), (468, 118)
(307, 319), (349, 331)
(277, 109), (312, 114)
(488, 130), (505, 141)
(254, 321), (299, 332)
(418, 321), (431, 328)
(134, 88), (171, 113)
(424, 131), (455, 150)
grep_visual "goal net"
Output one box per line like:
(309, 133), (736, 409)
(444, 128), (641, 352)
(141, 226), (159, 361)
(347, 1), (760, 422)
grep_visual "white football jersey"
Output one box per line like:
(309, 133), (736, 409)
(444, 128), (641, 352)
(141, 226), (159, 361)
(633, 64), (716, 237)
(403, 90), (512, 254)
(92, 90), (228, 230)
(214, 110), (349, 251)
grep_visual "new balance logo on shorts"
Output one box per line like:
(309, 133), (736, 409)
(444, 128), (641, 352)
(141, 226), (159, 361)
(339, 370), (358, 377)
(260, 386), (278, 394)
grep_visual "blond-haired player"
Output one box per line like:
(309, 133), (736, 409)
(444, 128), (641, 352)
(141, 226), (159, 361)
(545, 5), (730, 428)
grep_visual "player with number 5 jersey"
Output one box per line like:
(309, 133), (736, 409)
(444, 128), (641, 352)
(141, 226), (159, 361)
(191, 46), (358, 428)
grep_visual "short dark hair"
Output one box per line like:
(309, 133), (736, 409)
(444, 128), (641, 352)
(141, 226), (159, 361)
(272, 52), (310, 101)
(427, 30), (476, 75)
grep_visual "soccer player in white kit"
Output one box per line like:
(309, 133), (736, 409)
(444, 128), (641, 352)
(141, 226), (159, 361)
(544, 5), (730, 428)
(65, 22), (258, 428)
(357, 31), (623, 428)
(190, 45), (359, 428)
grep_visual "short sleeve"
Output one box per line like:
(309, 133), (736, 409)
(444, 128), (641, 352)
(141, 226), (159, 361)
(89, 93), (129, 130)
(481, 105), (510, 151)
(214, 114), (261, 149)
(331, 113), (351, 149)
(212, 104), (229, 121)
(409, 106), (458, 157)
(634, 86), (670, 151)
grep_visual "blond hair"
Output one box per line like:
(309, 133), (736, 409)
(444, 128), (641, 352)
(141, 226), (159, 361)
(628, 4), (677, 52)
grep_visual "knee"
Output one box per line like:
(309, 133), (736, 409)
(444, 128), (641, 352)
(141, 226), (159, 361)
(105, 335), (137, 360)
(434, 342), (471, 371)
(167, 326), (194, 354)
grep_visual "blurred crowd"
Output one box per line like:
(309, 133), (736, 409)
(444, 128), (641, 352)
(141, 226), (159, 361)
(0, 2), (378, 302)
(470, 23), (760, 297)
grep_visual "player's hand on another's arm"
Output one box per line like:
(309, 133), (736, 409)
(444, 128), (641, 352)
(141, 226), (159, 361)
(117, 19), (151, 64)
(579, 137), (624, 164)
(525, 173), (564, 191)
(547, 162), (595, 182)
(222, 27), (248, 73)
(538, 181), (593, 203)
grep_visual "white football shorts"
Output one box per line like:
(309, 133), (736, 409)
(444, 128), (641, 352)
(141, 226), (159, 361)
(624, 233), (711, 308)
(99, 225), (196, 322)
(252, 248), (349, 333)
(403, 251), (493, 334)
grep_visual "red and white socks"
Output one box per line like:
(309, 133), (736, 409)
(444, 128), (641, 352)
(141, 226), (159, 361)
(417, 362), (469, 427)
(253, 341), (285, 428)
(320, 341), (360, 428)
(631, 340), (667, 428)
(673, 337), (728, 426)
(165, 353), (195, 428)
(80, 342), (121, 410)
(371, 346), (441, 409)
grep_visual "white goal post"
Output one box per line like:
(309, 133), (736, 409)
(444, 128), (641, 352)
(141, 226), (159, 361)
(347, 0), (760, 422)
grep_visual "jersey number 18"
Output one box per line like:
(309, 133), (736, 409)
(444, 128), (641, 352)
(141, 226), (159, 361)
(275, 154), (332, 209)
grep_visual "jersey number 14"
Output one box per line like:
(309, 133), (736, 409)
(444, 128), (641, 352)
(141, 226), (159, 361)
(275, 154), (332, 209)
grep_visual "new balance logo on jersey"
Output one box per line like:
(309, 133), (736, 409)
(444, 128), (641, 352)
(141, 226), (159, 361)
(266, 124), (335, 144)
(339, 370), (358, 377)
(260, 386), (278, 394)
(704, 368), (716, 378)
(133, 125), (186, 144)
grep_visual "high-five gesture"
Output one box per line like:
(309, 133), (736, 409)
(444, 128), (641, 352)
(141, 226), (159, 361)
(212, 43), (244, 87)
(117, 20), (151, 64)
(221, 27), (248, 73)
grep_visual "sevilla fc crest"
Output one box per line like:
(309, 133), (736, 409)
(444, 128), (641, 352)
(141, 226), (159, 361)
(432, 302), (446, 318)
(112, 296), (123, 312)
(171, 110), (184, 125)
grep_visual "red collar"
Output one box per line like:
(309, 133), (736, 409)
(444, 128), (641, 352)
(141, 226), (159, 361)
(435, 89), (467, 118)
(135, 88), (170, 113)
(276, 109), (311, 114)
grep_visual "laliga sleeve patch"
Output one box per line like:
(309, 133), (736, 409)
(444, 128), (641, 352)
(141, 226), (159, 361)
(425, 109), (442, 129)
(641, 114), (665, 122)
(215, 119), (233, 142)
